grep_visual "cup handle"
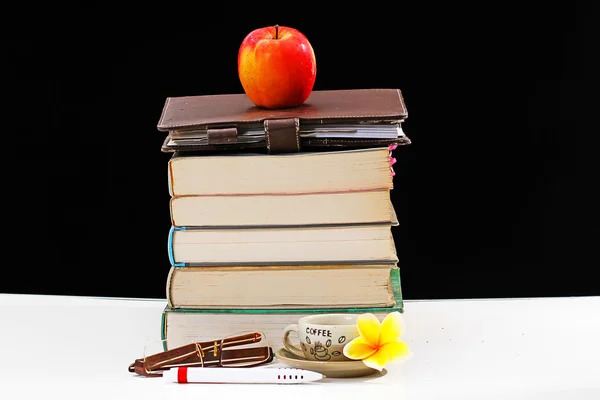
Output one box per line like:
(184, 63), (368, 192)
(282, 324), (305, 358)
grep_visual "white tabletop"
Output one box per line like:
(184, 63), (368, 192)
(0, 294), (598, 400)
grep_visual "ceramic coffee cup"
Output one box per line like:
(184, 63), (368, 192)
(282, 314), (360, 362)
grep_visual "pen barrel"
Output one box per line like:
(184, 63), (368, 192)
(164, 367), (322, 384)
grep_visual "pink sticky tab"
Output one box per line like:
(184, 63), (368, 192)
(388, 144), (398, 151)
(390, 157), (397, 166)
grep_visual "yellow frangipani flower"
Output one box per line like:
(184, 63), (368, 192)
(342, 311), (411, 371)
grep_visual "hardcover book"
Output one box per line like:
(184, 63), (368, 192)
(166, 265), (400, 309)
(167, 147), (395, 196)
(167, 223), (398, 267)
(161, 270), (403, 351)
(169, 189), (398, 227)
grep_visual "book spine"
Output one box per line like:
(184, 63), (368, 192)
(389, 143), (398, 177)
(389, 268), (403, 311)
(169, 197), (177, 227)
(167, 159), (174, 197)
(161, 308), (167, 344)
(166, 266), (176, 308)
(168, 226), (186, 267)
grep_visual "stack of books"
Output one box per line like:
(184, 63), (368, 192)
(156, 89), (411, 350)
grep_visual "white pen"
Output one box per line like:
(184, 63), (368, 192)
(162, 367), (324, 384)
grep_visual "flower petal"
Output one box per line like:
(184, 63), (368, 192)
(343, 337), (377, 360)
(380, 341), (411, 363)
(379, 311), (405, 345)
(356, 313), (381, 347)
(361, 349), (389, 371)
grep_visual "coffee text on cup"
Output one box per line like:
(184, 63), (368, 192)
(306, 328), (332, 337)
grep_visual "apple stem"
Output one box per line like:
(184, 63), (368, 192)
(275, 24), (279, 39)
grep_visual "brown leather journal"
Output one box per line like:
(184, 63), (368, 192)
(129, 332), (274, 377)
(157, 88), (410, 154)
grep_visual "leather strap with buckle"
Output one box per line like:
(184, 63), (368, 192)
(264, 118), (300, 154)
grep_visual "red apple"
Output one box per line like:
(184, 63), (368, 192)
(238, 25), (317, 109)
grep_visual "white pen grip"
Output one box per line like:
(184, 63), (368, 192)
(164, 367), (321, 384)
(191, 368), (276, 383)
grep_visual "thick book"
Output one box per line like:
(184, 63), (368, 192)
(167, 147), (394, 196)
(161, 271), (403, 351)
(167, 223), (398, 267)
(157, 88), (410, 154)
(169, 189), (398, 227)
(166, 265), (399, 309)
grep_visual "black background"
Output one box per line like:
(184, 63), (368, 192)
(3, 5), (598, 301)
